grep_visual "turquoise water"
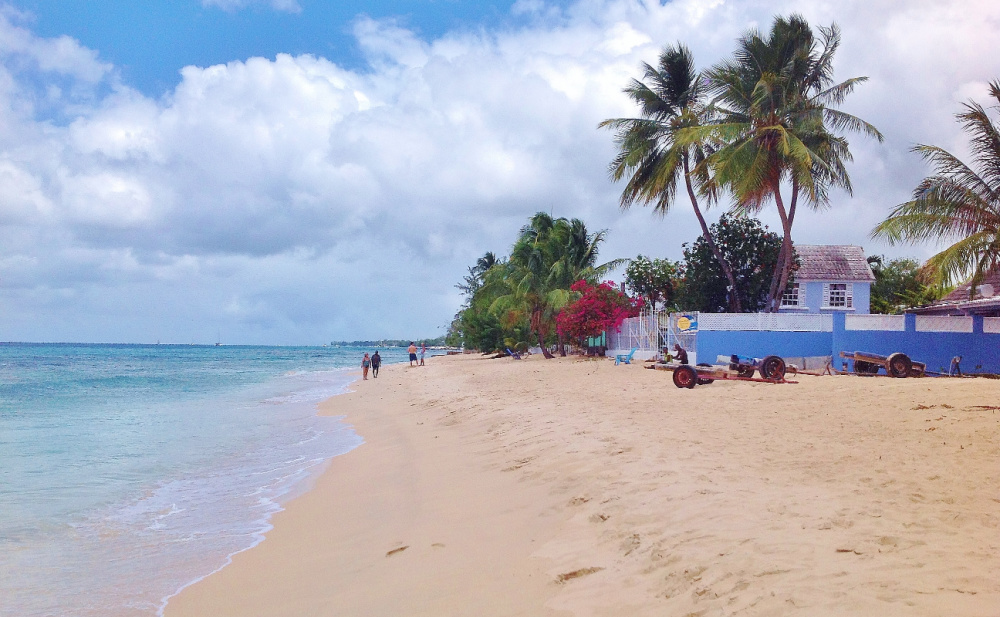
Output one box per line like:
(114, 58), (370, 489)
(0, 343), (410, 617)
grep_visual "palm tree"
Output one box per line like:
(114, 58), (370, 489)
(872, 80), (1000, 292)
(456, 251), (500, 299)
(600, 44), (744, 311)
(548, 217), (624, 354)
(489, 213), (620, 358)
(696, 15), (882, 311)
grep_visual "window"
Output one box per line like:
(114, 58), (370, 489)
(781, 283), (802, 307)
(823, 283), (853, 309)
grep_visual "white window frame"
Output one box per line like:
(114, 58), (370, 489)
(822, 283), (854, 310)
(780, 282), (807, 309)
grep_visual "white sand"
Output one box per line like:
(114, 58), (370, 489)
(166, 354), (1000, 616)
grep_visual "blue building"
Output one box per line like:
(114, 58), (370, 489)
(778, 245), (874, 315)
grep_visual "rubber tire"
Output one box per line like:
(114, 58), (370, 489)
(673, 365), (698, 389)
(854, 360), (880, 375)
(886, 353), (912, 378)
(737, 366), (756, 378)
(759, 355), (786, 380)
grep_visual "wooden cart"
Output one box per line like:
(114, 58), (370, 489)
(839, 350), (926, 378)
(651, 354), (797, 389)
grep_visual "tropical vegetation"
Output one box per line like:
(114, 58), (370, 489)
(677, 213), (785, 313)
(624, 255), (681, 312)
(866, 255), (948, 314)
(555, 280), (642, 346)
(449, 212), (623, 355)
(872, 80), (1000, 293)
(604, 15), (882, 313)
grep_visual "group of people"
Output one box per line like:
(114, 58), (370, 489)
(361, 350), (381, 380)
(360, 342), (427, 380)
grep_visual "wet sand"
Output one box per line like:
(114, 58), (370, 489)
(166, 354), (1000, 616)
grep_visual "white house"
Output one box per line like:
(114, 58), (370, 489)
(778, 245), (875, 314)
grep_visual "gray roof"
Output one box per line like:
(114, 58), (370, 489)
(908, 269), (1000, 315)
(939, 269), (1000, 302)
(795, 245), (875, 282)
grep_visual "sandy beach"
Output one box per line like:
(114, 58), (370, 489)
(166, 354), (1000, 616)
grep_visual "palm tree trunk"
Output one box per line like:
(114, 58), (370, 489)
(683, 157), (742, 312)
(766, 180), (795, 312)
(557, 332), (567, 357)
(538, 329), (553, 358)
(533, 309), (554, 358)
(772, 182), (800, 309)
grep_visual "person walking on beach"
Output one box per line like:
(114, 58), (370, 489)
(371, 351), (381, 378)
(361, 352), (371, 380)
(419, 342), (426, 366)
(408, 342), (417, 366)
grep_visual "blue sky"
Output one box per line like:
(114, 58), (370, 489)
(19, 0), (572, 95)
(1, 0), (999, 344)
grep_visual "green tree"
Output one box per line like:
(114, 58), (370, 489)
(600, 44), (742, 311)
(867, 255), (948, 314)
(872, 80), (1000, 292)
(624, 255), (681, 311)
(697, 15), (882, 311)
(679, 214), (784, 313)
(489, 213), (618, 358)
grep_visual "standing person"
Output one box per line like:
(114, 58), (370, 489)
(361, 353), (371, 380)
(419, 342), (426, 366)
(408, 342), (417, 367)
(371, 350), (381, 378)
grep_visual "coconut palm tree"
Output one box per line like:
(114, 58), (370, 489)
(697, 15), (882, 311)
(600, 44), (744, 311)
(872, 80), (1000, 292)
(488, 213), (621, 358)
(456, 251), (500, 299)
(548, 218), (625, 354)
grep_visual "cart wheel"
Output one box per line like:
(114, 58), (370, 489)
(759, 355), (786, 380)
(854, 360), (880, 375)
(886, 353), (912, 378)
(697, 378), (714, 385)
(737, 366), (755, 378)
(672, 365), (698, 389)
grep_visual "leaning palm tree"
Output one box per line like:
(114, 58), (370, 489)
(696, 15), (882, 311)
(872, 80), (1000, 293)
(600, 44), (743, 310)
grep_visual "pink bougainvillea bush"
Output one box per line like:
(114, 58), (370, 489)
(556, 280), (643, 342)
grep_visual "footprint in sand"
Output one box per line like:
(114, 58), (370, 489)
(386, 545), (409, 557)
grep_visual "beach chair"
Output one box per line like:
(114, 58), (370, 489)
(615, 347), (638, 365)
(506, 348), (522, 360)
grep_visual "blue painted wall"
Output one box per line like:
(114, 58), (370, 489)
(831, 313), (1000, 374)
(697, 330), (832, 363)
(692, 313), (1000, 374)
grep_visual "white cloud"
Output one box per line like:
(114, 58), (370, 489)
(1, 0), (1000, 343)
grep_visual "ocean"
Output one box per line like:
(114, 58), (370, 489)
(0, 343), (412, 617)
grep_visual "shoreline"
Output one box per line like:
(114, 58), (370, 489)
(165, 354), (1000, 616)
(165, 356), (568, 616)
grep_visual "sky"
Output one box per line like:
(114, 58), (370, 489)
(1, 0), (999, 345)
